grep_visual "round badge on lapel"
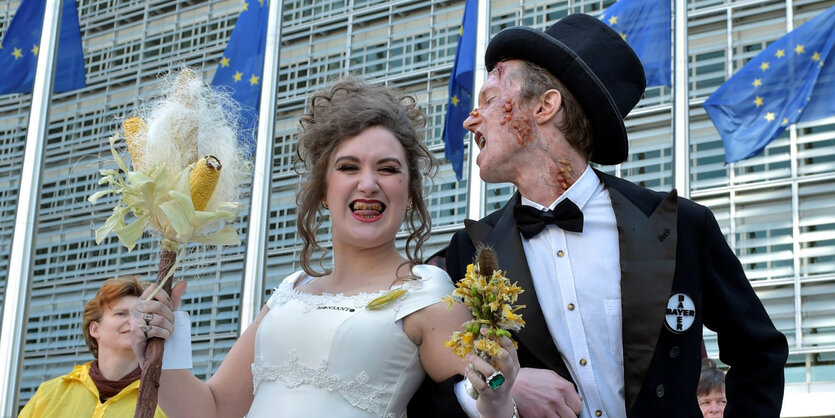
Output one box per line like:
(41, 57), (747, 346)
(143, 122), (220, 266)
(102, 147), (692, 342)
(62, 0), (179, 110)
(665, 293), (695, 333)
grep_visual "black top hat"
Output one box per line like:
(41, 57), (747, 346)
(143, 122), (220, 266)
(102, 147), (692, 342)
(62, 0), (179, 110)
(485, 13), (646, 165)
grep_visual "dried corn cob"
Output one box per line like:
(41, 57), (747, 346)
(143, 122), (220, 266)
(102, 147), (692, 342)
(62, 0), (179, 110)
(174, 68), (198, 106)
(172, 68), (200, 165)
(367, 288), (408, 310)
(189, 155), (222, 211)
(123, 117), (148, 172)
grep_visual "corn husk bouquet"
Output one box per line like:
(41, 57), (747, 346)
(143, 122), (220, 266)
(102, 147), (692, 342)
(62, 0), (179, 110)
(443, 245), (525, 397)
(88, 68), (247, 418)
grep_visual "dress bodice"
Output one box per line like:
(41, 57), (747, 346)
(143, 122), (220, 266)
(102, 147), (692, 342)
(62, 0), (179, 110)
(247, 264), (454, 418)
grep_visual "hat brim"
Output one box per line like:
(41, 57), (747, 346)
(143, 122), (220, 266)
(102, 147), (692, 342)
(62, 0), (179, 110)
(485, 27), (628, 165)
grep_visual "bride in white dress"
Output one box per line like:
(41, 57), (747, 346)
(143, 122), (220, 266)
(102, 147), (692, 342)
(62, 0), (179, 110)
(130, 78), (520, 418)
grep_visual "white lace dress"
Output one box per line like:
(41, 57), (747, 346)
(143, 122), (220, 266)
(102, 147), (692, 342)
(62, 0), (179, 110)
(247, 264), (454, 418)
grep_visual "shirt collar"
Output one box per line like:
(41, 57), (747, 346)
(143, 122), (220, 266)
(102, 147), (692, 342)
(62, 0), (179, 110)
(520, 164), (599, 211)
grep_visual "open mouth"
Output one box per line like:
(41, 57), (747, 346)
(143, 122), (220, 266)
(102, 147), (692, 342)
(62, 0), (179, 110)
(475, 132), (486, 149)
(350, 200), (386, 219)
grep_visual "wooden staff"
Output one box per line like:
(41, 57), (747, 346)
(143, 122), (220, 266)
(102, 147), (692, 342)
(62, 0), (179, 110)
(135, 239), (178, 418)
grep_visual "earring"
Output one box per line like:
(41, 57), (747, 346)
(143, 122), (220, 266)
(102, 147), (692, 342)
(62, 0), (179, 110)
(321, 201), (329, 210)
(406, 200), (413, 212)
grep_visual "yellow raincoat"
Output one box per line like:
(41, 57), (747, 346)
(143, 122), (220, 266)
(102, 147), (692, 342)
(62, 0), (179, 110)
(18, 362), (166, 418)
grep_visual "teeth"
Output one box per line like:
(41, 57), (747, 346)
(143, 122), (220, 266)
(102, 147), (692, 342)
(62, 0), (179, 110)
(353, 201), (383, 211)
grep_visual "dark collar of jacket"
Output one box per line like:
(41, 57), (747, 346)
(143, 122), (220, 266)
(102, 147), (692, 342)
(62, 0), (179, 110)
(462, 169), (678, 409)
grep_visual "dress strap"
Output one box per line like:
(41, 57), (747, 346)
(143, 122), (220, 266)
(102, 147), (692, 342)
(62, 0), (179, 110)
(394, 265), (455, 321)
(266, 271), (305, 310)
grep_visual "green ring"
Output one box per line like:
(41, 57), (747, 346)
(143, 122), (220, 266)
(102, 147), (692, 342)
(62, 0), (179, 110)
(486, 371), (506, 390)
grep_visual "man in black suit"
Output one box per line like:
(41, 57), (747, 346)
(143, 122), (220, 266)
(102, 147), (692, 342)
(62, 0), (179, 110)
(409, 13), (787, 418)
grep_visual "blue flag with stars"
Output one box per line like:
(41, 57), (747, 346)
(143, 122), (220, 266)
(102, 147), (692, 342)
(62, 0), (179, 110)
(704, 5), (835, 163)
(600, 0), (671, 87)
(443, 0), (477, 181)
(0, 0), (86, 94)
(211, 0), (269, 153)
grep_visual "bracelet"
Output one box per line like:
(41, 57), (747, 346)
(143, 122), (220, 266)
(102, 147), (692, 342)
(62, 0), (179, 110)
(511, 398), (519, 418)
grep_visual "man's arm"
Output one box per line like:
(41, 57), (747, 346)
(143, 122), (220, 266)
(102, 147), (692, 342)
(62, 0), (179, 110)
(446, 228), (474, 282)
(445, 229), (584, 418)
(699, 208), (788, 416)
(511, 368), (583, 418)
(407, 375), (469, 417)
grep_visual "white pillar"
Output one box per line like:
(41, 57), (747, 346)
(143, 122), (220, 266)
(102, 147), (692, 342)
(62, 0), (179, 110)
(466, 0), (490, 220)
(239, 0), (284, 333)
(673, 0), (690, 198)
(0, 0), (63, 414)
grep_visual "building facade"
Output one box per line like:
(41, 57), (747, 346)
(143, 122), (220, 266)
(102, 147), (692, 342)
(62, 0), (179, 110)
(1, 0), (833, 411)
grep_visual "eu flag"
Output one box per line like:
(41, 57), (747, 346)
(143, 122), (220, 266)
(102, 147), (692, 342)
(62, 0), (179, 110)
(443, 0), (477, 181)
(704, 5), (835, 163)
(0, 0), (86, 94)
(211, 0), (269, 153)
(600, 0), (672, 87)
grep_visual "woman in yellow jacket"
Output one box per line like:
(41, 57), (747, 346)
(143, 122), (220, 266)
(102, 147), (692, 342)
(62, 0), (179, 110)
(19, 277), (166, 418)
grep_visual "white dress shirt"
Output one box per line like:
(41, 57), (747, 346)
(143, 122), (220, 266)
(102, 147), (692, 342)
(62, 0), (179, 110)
(520, 165), (625, 418)
(456, 166), (625, 418)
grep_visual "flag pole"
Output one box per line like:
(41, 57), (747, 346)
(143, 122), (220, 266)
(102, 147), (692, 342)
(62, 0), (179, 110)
(0, 0), (63, 414)
(672, 0), (690, 197)
(784, 0), (803, 353)
(239, 0), (284, 332)
(466, 0), (490, 220)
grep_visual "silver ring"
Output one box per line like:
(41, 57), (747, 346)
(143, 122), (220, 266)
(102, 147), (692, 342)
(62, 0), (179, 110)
(485, 371), (506, 390)
(143, 312), (153, 325)
(141, 325), (152, 339)
(463, 376), (479, 400)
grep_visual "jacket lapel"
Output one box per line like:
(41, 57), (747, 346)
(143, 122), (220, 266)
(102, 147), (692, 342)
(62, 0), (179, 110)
(606, 185), (678, 410)
(464, 178), (678, 404)
(465, 193), (566, 373)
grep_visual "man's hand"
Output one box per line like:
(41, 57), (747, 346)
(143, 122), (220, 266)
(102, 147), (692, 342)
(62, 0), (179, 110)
(511, 367), (583, 418)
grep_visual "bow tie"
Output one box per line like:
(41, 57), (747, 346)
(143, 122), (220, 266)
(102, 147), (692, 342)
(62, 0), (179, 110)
(513, 198), (584, 239)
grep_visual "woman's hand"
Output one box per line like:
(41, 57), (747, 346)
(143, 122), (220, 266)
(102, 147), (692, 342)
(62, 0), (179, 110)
(467, 336), (520, 418)
(129, 280), (187, 367)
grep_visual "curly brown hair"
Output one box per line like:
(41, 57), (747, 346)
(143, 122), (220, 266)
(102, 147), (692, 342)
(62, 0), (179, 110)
(295, 77), (437, 276)
(512, 60), (594, 160)
(82, 276), (148, 358)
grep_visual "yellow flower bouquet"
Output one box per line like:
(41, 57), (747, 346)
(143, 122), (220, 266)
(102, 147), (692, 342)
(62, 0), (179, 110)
(443, 245), (525, 391)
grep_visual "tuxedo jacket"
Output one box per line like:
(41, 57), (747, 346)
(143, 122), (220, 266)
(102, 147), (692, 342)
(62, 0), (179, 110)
(408, 170), (787, 417)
